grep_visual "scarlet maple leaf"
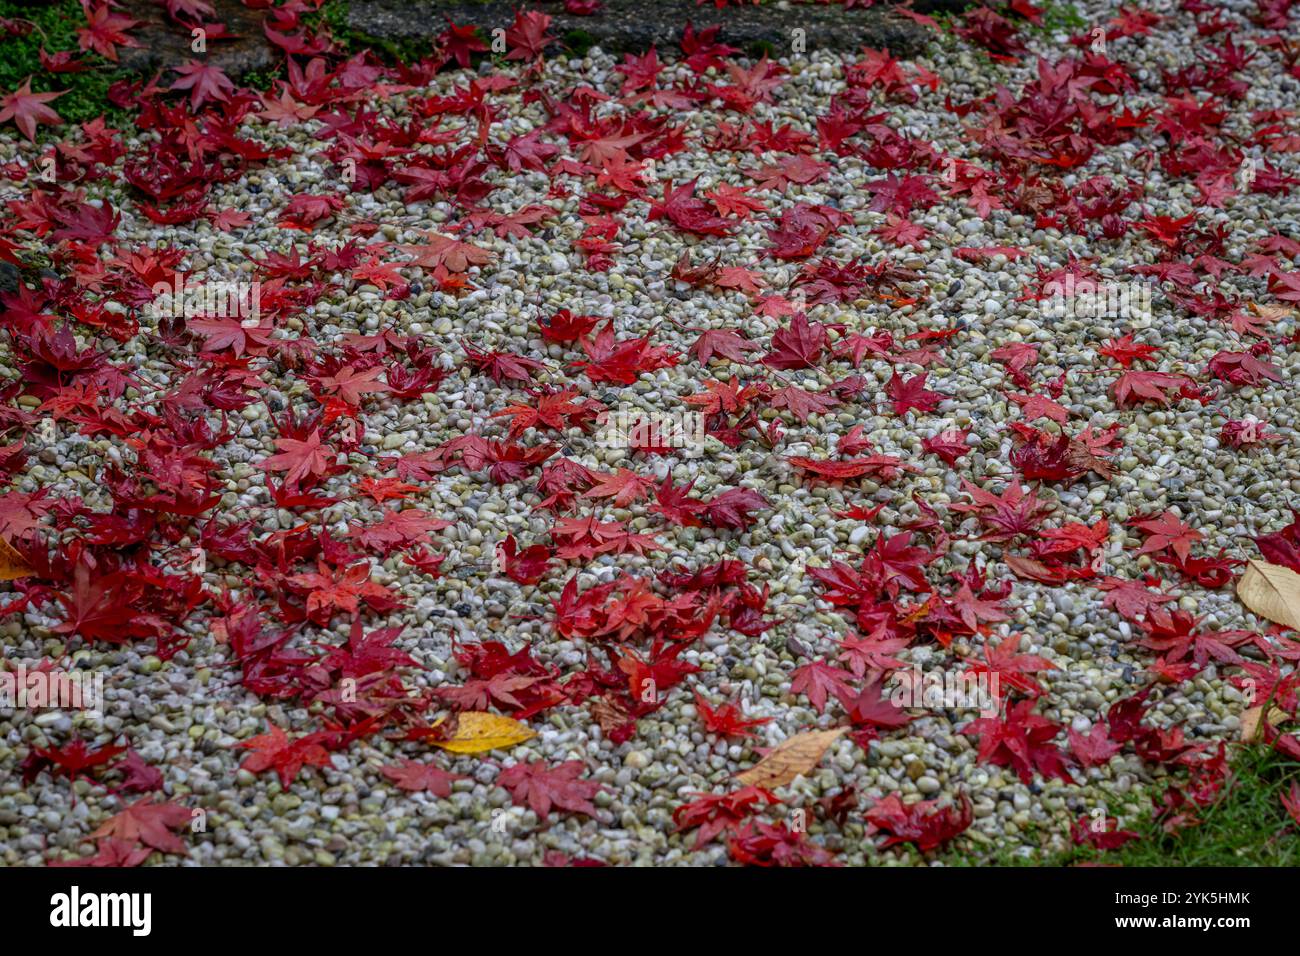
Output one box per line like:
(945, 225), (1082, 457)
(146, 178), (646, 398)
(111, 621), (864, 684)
(694, 691), (771, 739)
(1205, 350), (1283, 387)
(651, 478), (707, 528)
(1110, 370), (1193, 408)
(237, 723), (332, 789)
(704, 487), (770, 531)
(864, 792), (972, 852)
(952, 479), (1055, 541)
(1068, 723), (1122, 767)
(923, 428), (970, 465)
(169, 60), (234, 110)
(791, 659), (856, 713)
(287, 560), (400, 622)
(836, 631), (909, 677)
(91, 798), (191, 855)
(0, 78), (65, 141)
(586, 467), (655, 507)
(0, 487), (52, 539)
(497, 759), (604, 820)
(649, 180), (733, 237)
(53, 561), (152, 643)
(1130, 510), (1202, 563)
(885, 371), (945, 415)
(78, 4), (140, 62)
(261, 429), (332, 486)
(968, 633), (1055, 697)
(763, 313), (828, 370)
(438, 21), (489, 68)
(727, 820), (838, 867)
(846, 677), (913, 732)
(50, 838), (152, 868)
(690, 328), (761, 365)
(1098, 334), (1159, 368)
(504, 9), (555, 62)
(116, 749), (165, 793)
(381, 759), (467, 797)
(26, 738), (125, 787)
(399, 234), (492, 273)
(962, 700), (1075, 784)
(313, 365), (389, 406)
(349, 509), (451, 551)
(673, 786), (778, 849)
(1097, 575), (1178, 620)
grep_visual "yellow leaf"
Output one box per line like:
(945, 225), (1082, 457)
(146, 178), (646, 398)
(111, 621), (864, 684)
(427, 712), (536, 754)
(0, 537), (32, 582)
(735, 728), (845, 789)
(1236, 559), (1300, 632)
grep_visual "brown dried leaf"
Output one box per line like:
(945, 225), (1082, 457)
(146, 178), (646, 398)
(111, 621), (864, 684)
(734, 727), (845, 789)
(1237, 559), (1300, 632)
(0, 537), (32, 581)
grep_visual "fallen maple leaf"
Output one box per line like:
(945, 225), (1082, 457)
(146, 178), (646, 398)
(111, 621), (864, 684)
(0, 79), (65, 142)
(497, 759), (604, 820)
(91, 797), (191, 855)
(381, 759), (467, 797)
(169, 60), (234, 110)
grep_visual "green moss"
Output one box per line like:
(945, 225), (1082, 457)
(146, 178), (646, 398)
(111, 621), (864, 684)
(940, 746), (1300, 867)
(313, 0), (433, 64)
(563, 29), (597, 57)
(1038, 1), (1088, 34)
(0, 0), (134, 129)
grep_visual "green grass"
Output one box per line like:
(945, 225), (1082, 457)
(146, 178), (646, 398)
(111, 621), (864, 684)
(1037, 1), (1088, 35)
(942, 746), (1300, 867)
(0, 0), (136, 128)
(312, 0), (435, 64)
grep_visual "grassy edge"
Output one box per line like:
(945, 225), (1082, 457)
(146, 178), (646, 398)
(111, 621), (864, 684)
(937, 746), (1300, 867)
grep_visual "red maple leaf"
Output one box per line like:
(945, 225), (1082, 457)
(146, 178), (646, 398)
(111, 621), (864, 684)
(673, 786), (777, 849)
(763, 313), (828, 370)
(885, 371), (945, 415)
(91, 798), (191, 855)
(504, 9), (555, 62)
(1097, 575), (1178, 620)
(237, 723), (332, 789)
(703, 487), (770, 531)
(169, 60), (234, 110)
(381, 759), (468, 797)
(864, 792), (972, 852)
(694, 691), (771, 738)
(78, 4), (140, 62)
(1130, 510), (1203, 563)
(260, 429), (333, 486)
(25, 737), (125, 789)
(790, 659), (856, 713)
(1111, 370), (1194, 408)
(497, 759), (604, 820)
(1068, 723), (1123, 767)
(586, 467), (655, 507)
(0, 79), (65, 141)
(952, 479), (1055, 541)
(963, 700), (1075, 784)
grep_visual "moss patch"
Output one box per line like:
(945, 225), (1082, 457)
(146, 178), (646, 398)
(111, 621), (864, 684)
(0, 0), (136, 129)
